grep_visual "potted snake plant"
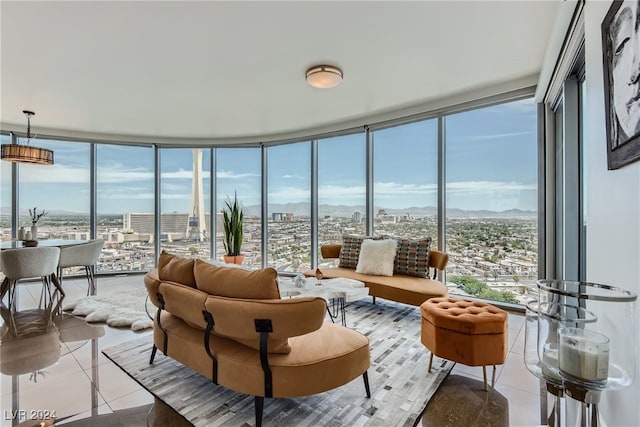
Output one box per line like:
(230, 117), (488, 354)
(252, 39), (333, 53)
(222, 192), (244, 264)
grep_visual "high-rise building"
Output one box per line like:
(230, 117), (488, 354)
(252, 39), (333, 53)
(352, 211), (362, 223)
(123, 212), (211, 237)
(187, 148), (207, 241)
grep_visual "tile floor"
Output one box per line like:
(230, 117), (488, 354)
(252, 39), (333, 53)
(0, 274), (543, 427)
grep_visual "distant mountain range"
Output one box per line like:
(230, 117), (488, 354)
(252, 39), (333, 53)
(245, 204), (536, 219)
(1, 208), (87, 216)
(1, 204), (536, 219)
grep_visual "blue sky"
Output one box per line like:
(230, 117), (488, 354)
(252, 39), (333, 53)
(1, 98), (537, 215)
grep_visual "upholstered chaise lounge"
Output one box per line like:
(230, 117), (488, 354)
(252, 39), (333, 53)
(305, 238), (449, 307)
(144, 252), (371, 426)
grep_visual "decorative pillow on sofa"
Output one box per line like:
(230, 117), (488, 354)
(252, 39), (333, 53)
(193, 259), (281, 299)
(394, 237), (432, 278)
(355, 239), (398, 276)
(339, 235), (381, 269)
(157, 250), (197, 288)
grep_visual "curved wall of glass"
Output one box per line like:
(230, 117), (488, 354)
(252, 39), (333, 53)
(0, 89), (539, 307)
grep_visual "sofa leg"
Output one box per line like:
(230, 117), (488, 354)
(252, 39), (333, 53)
(363, 371), (371, 398)
(428, 353), (433, 373)
(372, 296), (376, 304)
(150, 345), (157, 364)
(255, 396), (264, 427)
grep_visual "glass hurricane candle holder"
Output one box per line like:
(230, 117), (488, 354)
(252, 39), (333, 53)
(524, 300), (564, 427)
(536, 301), (598, 383)
(537, 280), (637, 391)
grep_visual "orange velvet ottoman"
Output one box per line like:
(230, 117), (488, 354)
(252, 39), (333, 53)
(420, 297), (508, 390)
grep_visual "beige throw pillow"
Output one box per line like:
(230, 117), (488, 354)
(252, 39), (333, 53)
(157, 250), (196, 288)
(339, 234), (381, 269)
(193, 259), (281, 299)
(355, 239), (398, 276)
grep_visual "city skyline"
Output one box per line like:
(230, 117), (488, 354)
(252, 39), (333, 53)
(3, 202), (538, 218)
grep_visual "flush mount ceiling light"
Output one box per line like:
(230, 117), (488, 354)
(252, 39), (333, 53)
(305, 65), (343, 89)
(1, 110), (54, 165)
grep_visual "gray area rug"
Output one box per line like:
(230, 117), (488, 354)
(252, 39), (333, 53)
(102, 299), (453, 426)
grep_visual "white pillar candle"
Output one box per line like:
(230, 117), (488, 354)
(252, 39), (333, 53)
(559, 328), (609, 382)
(541, 343), (562, 382)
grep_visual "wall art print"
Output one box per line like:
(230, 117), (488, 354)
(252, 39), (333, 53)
(602, 0), (640, 169)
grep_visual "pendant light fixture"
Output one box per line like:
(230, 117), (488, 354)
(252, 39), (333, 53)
(1, 110), (54, 165)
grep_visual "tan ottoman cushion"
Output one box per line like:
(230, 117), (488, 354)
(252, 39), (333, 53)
(420, 297), (508, 367)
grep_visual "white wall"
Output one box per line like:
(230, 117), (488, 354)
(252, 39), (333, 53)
(584, 1), (640, 425)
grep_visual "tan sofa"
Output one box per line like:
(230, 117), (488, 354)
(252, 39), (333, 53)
(144, 252), (371, 427)
(304, 244), (449, 307)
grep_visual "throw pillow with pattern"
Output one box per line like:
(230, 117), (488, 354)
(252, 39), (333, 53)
(393, 237), (432, 278)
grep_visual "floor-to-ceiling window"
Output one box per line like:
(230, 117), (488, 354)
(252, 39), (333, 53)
(1, 90), (540, 308)
(372, 120), (438, 244)
(0, 134), (12, 242)
(267, 142), (311, 272)
(445, 98), (538, 305)
(159, 148), (211, 260)
(97, 143), (155, 272)
(216, 147), (262, 268)
(580, 78), (587, 280)
(317, 133), (366, 267)
(18, 138), (91, 241)
(549, 69), (586, 282)
(15, 138), (92, 279)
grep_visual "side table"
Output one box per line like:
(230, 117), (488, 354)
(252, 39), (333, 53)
(278, 277), (368, 326)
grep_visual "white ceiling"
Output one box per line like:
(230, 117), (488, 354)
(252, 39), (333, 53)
(0, 1), (562, 144)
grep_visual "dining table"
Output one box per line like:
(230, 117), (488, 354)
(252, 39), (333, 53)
(0, 239), (89, 250)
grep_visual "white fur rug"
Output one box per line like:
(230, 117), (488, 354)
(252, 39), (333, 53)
(63, 287), (154, 331)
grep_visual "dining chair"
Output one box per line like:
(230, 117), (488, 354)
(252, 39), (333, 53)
(0, 246), (62, 313)
(57, 239), (104, 296)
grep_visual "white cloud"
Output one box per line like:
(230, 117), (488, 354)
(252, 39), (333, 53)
(268, 185), (310, 203)
(465, 131), (533, 142)
(271, 180), (533, 203)
(374, 182), (437, 194)
(99, 192), (154, 200)
(161, 182), (189, 192)
(161, 193), (191, 200)
(318, 184), (366, 197)
(98, 169), (154, 183)
(19, 163), (217, 184)
(217, 170), (259, 179)
(19, 163), (91, 184)
(161, 169), (210, 180)
(447, 180), (536, 192)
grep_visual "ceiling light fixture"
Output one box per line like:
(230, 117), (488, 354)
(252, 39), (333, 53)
(305, 65), (343, 89)
(1, 110), (54, 165)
